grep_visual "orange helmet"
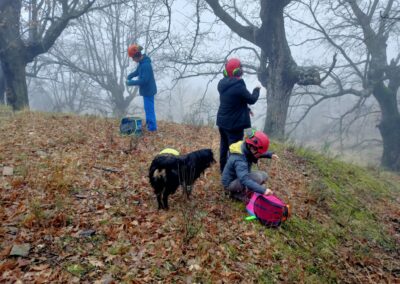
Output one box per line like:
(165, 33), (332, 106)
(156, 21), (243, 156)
(128, 44), (143, 58)
(223, 58), (243, 78)
(245, 129), (270, 158)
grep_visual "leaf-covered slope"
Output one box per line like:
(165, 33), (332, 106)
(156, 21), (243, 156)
(0, 112), (399, 283)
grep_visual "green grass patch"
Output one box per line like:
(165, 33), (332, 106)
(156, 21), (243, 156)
(251, 144), (400, 282)
(66, 263), (86, 277)
(0, 105), (13, 121)
(65, 263), (95, 278)
(14, 165), (28, 177)
(262, 217), (339, 282)
(108, 243), (130, 255)
(296, 147), (397, 248)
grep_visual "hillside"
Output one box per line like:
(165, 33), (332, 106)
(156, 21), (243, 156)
(0, 111), (399, 283)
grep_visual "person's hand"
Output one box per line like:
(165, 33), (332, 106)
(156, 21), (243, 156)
(253, 86), (261, 93)
(249, 109), (254, 117)
(126, 79), (133, 86)
(264, 188), (273, 196)
(272, 154), (279, 160)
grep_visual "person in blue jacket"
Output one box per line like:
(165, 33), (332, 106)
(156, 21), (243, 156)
(126, 44), (157, 132)
(217, 58), (260, 173)
(222, 129), (279, 202)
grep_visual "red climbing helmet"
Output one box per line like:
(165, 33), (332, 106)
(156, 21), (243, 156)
(245, 129), (270, 158)
(224, 58), (243, 78)
(128, 44), (143, 58)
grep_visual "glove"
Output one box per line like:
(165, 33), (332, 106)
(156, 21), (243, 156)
(253, 86), (261, 93)
(126, 79), (135, 86)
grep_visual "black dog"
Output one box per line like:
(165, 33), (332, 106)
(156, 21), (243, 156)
(149, 149), (215, 210)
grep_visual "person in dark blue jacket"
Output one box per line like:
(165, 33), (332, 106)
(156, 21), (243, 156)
(217, 58), (260, 173)
(126, 44), (157, 132)
(222, 129), (279, 202)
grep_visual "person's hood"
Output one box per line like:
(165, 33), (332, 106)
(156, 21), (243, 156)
(229, 140), (257, 163)
(229, 141), (244, 154)
(139, 55), (151, 65)
(217, 77), (243, 93)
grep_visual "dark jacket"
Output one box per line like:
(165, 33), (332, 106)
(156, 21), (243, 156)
(216, 77), (259, 130)
(221, 141), (273, 194)
(126, 55), (157, 97)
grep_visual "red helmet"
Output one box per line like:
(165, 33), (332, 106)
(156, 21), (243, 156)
(245, 130), (270, 158)
(128, 44), (143, 58)
(224, 58), (243, 77)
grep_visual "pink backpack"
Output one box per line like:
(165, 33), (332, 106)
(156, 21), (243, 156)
(246, 193), (290, 227)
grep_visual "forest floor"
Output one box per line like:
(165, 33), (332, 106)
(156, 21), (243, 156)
(0, 111), (399, 283)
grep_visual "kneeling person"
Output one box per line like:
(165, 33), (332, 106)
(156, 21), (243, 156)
(221, 129), (279, 202)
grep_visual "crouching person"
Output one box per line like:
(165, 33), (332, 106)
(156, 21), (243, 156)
(221, 129), (279, 202)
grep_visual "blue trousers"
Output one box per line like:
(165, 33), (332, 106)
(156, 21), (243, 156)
(143, 95), (157, 131)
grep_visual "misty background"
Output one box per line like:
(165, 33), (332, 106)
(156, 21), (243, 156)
(1, 0), (399, 169)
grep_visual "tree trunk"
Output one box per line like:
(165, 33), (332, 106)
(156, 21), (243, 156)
(0, 0), (28, 110)
(264, 88), (291, 140)
(111, 85), (135, 118)
(256, 1), (297, 140)
(113, 93), (129, 117)
(367, 33), (400, 171)
(1, 58), (29, 110)
(0, 0), (95, 111)
(373, 83), (400, 171)
(263, 58), (294, 139)
(378, 116), (400, 171)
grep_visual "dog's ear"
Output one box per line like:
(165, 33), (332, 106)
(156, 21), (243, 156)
(206, 149), (216, 163)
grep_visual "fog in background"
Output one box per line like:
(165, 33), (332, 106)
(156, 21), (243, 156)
(12, 0), (400, 168)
